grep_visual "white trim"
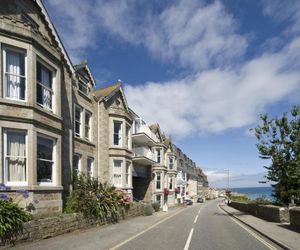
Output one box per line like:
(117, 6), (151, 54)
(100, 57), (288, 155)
(113, 159), (123, 187)
(85, 110), (92, 141)
(155, 171), (162, 191)
(2, 47), (27, 102)
(37, 134), (56, 186)
(36, 60), (56, 112)
(87, 157), (94, 178)
(113, 120), (122, 147)
(73, 153), (81, 173)
(3, 129), (28, 186)
(74, 104), (83, 137)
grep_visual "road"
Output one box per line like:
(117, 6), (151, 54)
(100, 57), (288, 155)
(114, 199), (280, 250)
(13, 199), (282, 250)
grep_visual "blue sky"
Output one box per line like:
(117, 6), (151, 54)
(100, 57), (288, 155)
(44, 0), (300, 188)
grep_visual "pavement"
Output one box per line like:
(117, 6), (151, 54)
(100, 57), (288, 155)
(220, 203), (300, 250)
(10, 205), (187, 250)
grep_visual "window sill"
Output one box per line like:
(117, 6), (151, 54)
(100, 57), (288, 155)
(74, 136), (96, 147)
(78, 90), (92, 102)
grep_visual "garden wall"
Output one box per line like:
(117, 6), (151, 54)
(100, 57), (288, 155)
(1, 202), (144, 246)
(289, 208), (300, 228)
(229, 201), (289, 223)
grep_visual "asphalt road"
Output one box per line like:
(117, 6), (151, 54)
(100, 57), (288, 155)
(12, 199), (282, 250)
(115, 199), (281, 250)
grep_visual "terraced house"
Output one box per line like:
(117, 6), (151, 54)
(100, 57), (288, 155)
(0, 0), (208, 215)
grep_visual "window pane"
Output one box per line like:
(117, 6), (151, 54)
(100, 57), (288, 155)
(6, 131), (26, 182)
(87, 158), (93, 177)
(37, 160), (53, 182)
(73, 154), (80, 172)
(37, 137), (53, 160)
(5, 50), (26, 100)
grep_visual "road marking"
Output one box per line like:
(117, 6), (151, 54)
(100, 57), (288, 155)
(218, 206), (278, 250)
(194, 215), (199, 223)
(110, 207), (187, 250)
(183, 228), (194, 250)
(198, 209), (201, 214)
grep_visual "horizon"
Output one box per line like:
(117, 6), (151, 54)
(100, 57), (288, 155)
(43, 0), (300, 188)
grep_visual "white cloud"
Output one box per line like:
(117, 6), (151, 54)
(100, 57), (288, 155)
(46, 0), (247, 68)
(125, 38), (300, 136)
(45, 0), (300, 139)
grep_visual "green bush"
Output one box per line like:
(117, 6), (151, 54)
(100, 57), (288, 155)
(0, 200), (31, 245)
(249, 196), (272, 205)
(151, 202), (160, 212)
(143, 204), (154, 216)
(65, 173), (130, 221)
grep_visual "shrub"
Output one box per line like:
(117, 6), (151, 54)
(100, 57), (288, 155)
(65, 173), (130, 221)
(151, 202), (160, 212)
(144, 204), (154, 216)
(250, 196), (272, 205)
(0, 200), (31, 245)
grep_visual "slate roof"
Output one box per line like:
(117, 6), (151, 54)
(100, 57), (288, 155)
(93, 82), (122, 99)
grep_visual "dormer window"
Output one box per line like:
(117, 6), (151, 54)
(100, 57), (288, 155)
(78, 79), (89, 96)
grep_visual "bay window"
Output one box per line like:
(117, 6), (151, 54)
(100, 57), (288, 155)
(156, 149), (161, 164)
(156, 172), (162, 190)
(73, 154), (81, 173)
(169, 177), (173, 190)
(37, 135), (55, 184)
(36, 61), (54, 110)
(87, 157), (94, 177)
(75, 105), (82, 137)
(113, 121), (122, 146)
(113, 160), (122, 187)
(3, 130), (27, 184)
(85, 111), (91, 140)
(125, 161), (131, 187)
(3, 48), (26, 101)
(168, 157), (174, 170)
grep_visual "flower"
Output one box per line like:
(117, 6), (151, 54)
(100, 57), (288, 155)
(0, 193), (10, 201)
(33, 199), (39, 204)
(16, 189), (29, 198)
(164, 188), (170, 195)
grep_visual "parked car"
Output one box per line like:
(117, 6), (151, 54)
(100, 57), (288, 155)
(197, 197), (204, 203)
(184, 199), (193, 205)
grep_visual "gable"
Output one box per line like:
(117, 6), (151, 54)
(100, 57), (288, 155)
(0, 0), (74, 73)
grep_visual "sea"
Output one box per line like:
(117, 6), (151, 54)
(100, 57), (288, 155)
(231, 187), (273, 200)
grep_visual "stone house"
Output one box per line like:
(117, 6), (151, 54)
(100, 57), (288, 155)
(0, 0), (74, 214)
(0, 0), (208, 215)
(131, 111), (157, 202)
(72, 61), (97, 181)
(94, 82), (134, 199)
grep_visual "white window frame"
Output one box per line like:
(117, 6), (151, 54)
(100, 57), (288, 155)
(73, 153), (81, 173)
(156, 172), (162, 191)
(87, 157), (94, 178)
(37, 134), (56, 186)
(78, 79), (89, 96)
(168, 157), (174, 170)
(3, 129), (28, 186)
(169, 176), (173, 190)
(74, 104), (83, 137)
(156, 194), (162, 207)
(125, 161), (131, 187)
(3, 47), (27, 102)
(125, 125), (130, 149)
(156, 149), (161, 164)
(113, 121), (122, 146)
(113, 160), (122, 187)
(85, 110), (92, 141)
(36, 60), (55, 112)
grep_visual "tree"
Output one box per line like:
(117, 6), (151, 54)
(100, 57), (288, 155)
(253, 106), (300, 205)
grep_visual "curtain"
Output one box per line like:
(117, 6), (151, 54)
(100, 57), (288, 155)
(7, 132), (26, 182)
(6, 50), (23, 99)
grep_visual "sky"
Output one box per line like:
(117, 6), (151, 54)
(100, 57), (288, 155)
(44, 0), (300, 188)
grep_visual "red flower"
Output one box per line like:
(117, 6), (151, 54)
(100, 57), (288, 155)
(164, 188), (170, 195)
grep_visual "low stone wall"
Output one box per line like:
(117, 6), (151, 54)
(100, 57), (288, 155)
(289, 207), (300, 228)
(229, 201), (289, 223)
(1, 202), (144, 246)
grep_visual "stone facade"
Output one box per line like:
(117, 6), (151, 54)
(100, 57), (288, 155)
(0, 0), (73, 214)
(0, 0), (208, 215)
